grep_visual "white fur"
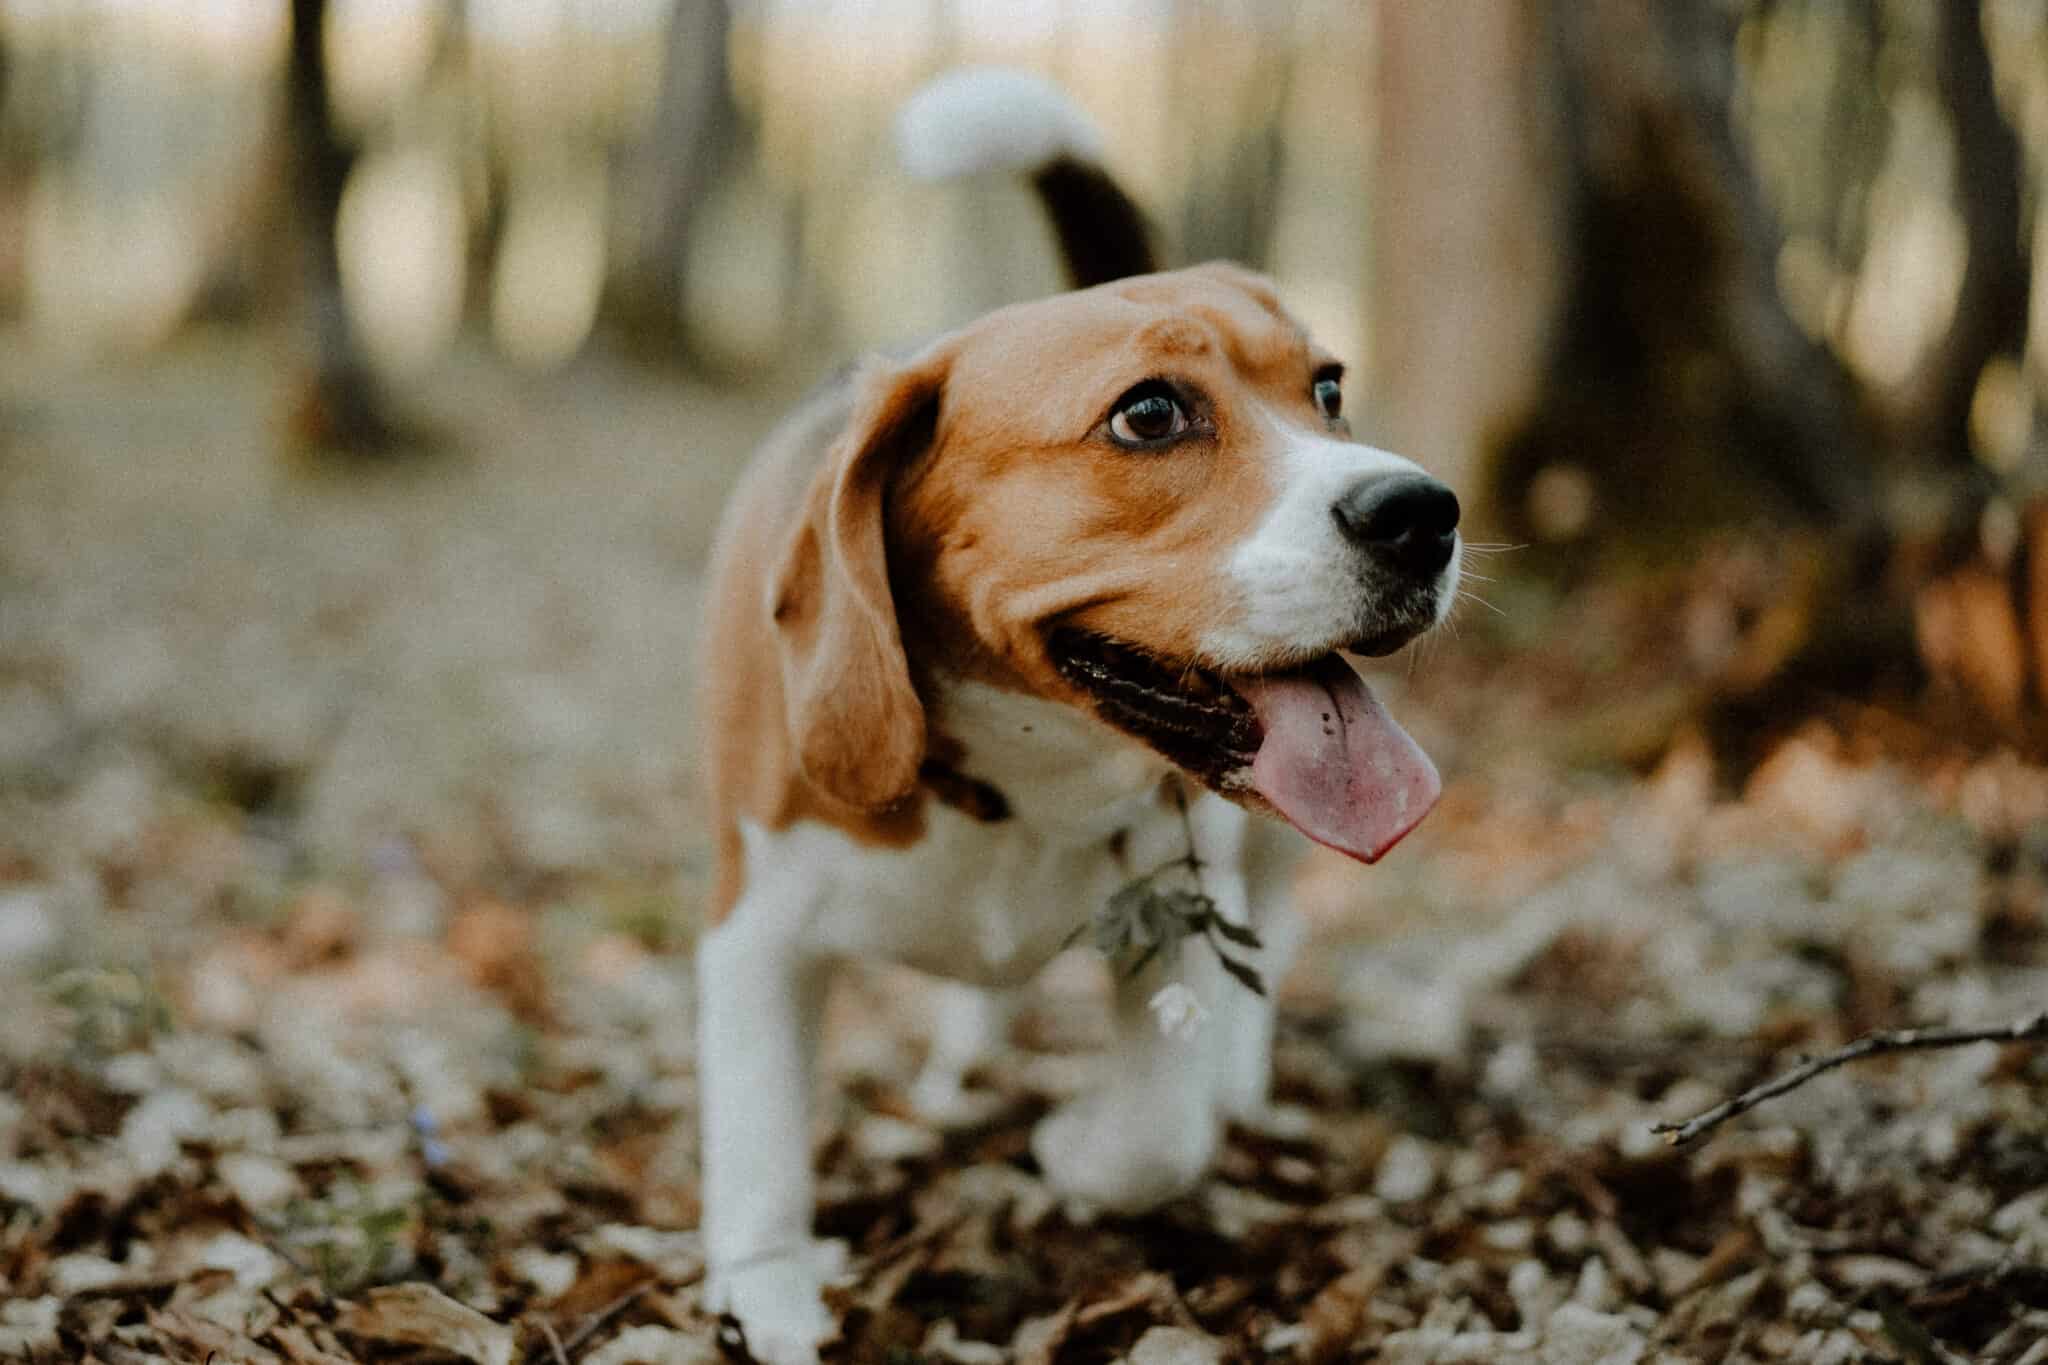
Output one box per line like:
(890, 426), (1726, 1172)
(701, 399), (1455, 1358)
(699, 677), (1302, 1361)
(697, 396), (1460, 1360)
(1204, 409), (1461, 666)
(696, 866), (840, 1365)
(895, 67), (1106, 182)
(931, 680), (1165, 836)
(698, 225), (1453, 1361)
(907, 980), (1016, 1123)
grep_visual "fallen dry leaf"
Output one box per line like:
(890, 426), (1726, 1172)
(334, 1282), (516, 1365)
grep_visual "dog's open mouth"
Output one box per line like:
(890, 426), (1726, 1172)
(1046, 629), (1440, 863)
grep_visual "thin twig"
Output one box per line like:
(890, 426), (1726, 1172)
(559, 1282), (653, 1356)
(521, 1281), (653, 1364)
(1653, 1012), (2048, 1147)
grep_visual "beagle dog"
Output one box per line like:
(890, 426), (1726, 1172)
(695, 69), (1460, 1363)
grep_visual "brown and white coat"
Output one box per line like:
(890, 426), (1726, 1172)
(694, 68), (1462, 1365)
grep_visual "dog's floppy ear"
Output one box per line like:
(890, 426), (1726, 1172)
(770, 350), (947, 811)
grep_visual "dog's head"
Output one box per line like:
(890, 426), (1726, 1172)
(770, 263), (1460, 861)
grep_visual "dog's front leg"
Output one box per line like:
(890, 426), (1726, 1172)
(1211, 813), (1308, 1122)
(1031, 943), (1231, 1213)
(1031, 795), (1252, 1213)
(907, 980), (1015, 1125)
(697, 913), (839, 1365)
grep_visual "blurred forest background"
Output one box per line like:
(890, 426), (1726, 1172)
(2, 0), (2046, 729)
(6, 3), (2048, 1360)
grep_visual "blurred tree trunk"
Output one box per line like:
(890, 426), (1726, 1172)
(1506, 0), (1877, 539)
(1376, 2), (1879, 535)
(1369, 0), (1565, 526)
(1175, 22), (1292, 272)
(1375, 0), (2046, 745)
(1892, 0), (2039, 736)
(608, 0), (737, 362)
(286, 0), (401, 452)
(1373, 0), (1908, 756)
(1377, 0), (1881, 538)
(1884, 0), (2029, 465)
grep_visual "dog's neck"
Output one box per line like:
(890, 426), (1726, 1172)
(926, 675), (1173, 841)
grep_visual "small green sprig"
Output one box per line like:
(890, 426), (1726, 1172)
(45, 966), (174, 1058)
(1071, 784), (1267, 996)
(273, 1179), (417, 1294)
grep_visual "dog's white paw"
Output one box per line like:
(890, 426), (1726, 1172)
(1213, 1043), (1274, 1124)
(708, 1243), (845, 1365)
(1031, 1093), (1217, 1214)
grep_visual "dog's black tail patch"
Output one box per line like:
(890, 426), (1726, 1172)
(897, 68), (1161, 290)
(1030, 155), (1158, 289)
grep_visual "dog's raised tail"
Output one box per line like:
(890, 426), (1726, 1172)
(895, 67), (1156, 289)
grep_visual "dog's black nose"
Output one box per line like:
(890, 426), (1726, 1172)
(1332, 473), (1460, 575)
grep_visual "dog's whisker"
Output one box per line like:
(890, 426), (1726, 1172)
(1416, 621), (1453, 673)
(1455, 589), (1507, 618)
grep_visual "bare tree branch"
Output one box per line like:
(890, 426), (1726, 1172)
(1653, 1012), (2048, 1148)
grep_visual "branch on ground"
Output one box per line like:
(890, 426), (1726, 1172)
(1654, 1012), (2048, 1148)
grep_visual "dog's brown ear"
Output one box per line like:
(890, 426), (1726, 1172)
(770, 352), (946, 811)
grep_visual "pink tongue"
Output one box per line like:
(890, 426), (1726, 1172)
(1235, 657), (1440, 863)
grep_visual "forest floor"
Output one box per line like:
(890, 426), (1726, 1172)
(1, 332), (2045, 1364)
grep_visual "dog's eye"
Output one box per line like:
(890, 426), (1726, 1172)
(1312, 372), (1343, 421)
(1108, 384), (1191, 447)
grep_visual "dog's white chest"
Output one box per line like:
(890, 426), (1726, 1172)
(731, 683), (1194, 985)
(735, 802), (1144, 986)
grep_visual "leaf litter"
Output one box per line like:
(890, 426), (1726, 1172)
(0, 341), (2045, 1361)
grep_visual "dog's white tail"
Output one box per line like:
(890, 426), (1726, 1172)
(896, 67), (1157, 289)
